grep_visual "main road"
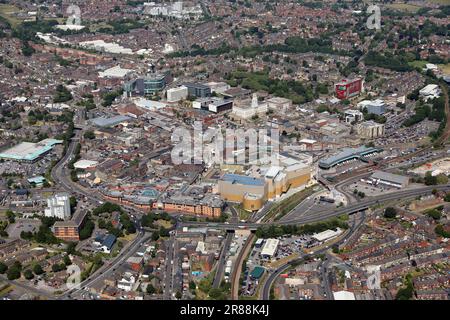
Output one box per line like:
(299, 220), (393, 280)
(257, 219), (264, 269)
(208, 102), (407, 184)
(261, 211), (367, 300)
(180, 184), (450, 230)
(51, 130), (146, 299)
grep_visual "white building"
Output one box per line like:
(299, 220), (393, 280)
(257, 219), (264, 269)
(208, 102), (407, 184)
(167, 86), (188, 102)
(358, 99), (386, 115)
(232, 93), (268, 119)
(73, 160), (99, 170)
(79, 40), (134, 55)
(117, 272), (136, 291)
(419, 84), (441, 101)
(344, 109), (364, 123)
(356, 121), (385, 138)
(267, 97), (292, 112)
(204, 81), (230, 94)
(312, 228), (343, 243)
(333, 290), (356, 300)
(98, 65), (134, 79)
(44, 193), (71, 220)
(260, 238), (279, 259)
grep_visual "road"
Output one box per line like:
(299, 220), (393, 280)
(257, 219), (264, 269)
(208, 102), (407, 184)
(213, 232), (233, 289)
(0, 274), (55, 299)
(181, 184), (450, 231)
(50, 130), (146, 299)
(212, 204), (239, 288)
(261, 211), (366, 300)
(62, 232), (149, 299)
(230, 233), (255, 300)
(163, 234), (176, 299)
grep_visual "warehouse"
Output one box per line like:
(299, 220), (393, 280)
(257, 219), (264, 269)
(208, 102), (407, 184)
(260, 238), (279, 259)
(312, 228), (343, 243)
(370, 171), (410, 189)
(90, 115), (132, 128)
(0, 139), (62, 162)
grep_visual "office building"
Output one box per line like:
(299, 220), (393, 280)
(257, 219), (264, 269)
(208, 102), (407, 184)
(358, 99), (386, 115)
(53, 211), (87, 241)
(44, 193), (71, 220)
(356, 121), (385, 139)
(344, 109), (364, 123)
(183, 83), (211, 98)
(124, 71), (172, 96)
(192, 97), (233, 113)
(267, 97), (292, 112)
(335, 78), (363, 99)
(167, 86), (188, 102)
(232, 93), (268, 119)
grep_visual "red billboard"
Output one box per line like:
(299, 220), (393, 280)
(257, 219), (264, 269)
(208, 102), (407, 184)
(335, 78), (363, 99)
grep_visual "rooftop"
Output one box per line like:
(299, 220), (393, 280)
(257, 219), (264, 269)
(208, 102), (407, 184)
(0, 139), (62, 161)
(221, 174), (265, 186)
(371, 171), (409, 185)
(90, 115), (132, 128)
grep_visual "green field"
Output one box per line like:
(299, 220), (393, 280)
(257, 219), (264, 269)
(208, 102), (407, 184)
(0, 4), (23, 27)
(409, 60), (428, 70)
(387, 3), (423, 12)
(438, 64), (450, 75)
(426, 0), (450, 5)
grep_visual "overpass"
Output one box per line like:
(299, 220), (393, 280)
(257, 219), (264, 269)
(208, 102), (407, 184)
(180, 184), (450, 231)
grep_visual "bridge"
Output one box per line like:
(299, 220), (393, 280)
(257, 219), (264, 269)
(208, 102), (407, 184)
(179, 184), (450, 231)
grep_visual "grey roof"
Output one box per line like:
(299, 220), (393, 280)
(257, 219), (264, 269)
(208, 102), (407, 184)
(371, 171), (409, 185)
(90, 115), (132, 127)
(319, 146), (381, 168)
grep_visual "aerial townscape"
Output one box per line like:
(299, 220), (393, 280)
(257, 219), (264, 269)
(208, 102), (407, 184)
(0, 0), (449, 304)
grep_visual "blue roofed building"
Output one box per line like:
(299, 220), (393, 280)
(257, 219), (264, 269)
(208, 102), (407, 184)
(101, 234), (117, 253)
(27, 176), (46, 187)
(0, 139), (63, 162)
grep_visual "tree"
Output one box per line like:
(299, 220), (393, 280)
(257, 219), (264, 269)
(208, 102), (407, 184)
(435, 224), (450, 238)
(69, 196), (77, 212)
(444, 193), (450, 202)
(189, 280), (196, 291)
(23, 269), (34, 280)
(425, 209), (442, 220)
(6, 210), (15, 223)
(424, 171), (437, 185)
(66, 242), (78, 255)
(53, 85), (73, 103)
(83, 131), (95, 140)
(384, 207), (397, 219)
(52, 263), (65, 273)
(33, 264), (44, 275)
(146, 284), (156, 294)
(7, 265), (21, 280)
(0, 262), (7, 274)
(63, 255), (72, 266)
(208, 288), (224, 300)
(396, 282), (414, 300)
(151, 230), (160, 241)
(79, 217), (95, 240)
